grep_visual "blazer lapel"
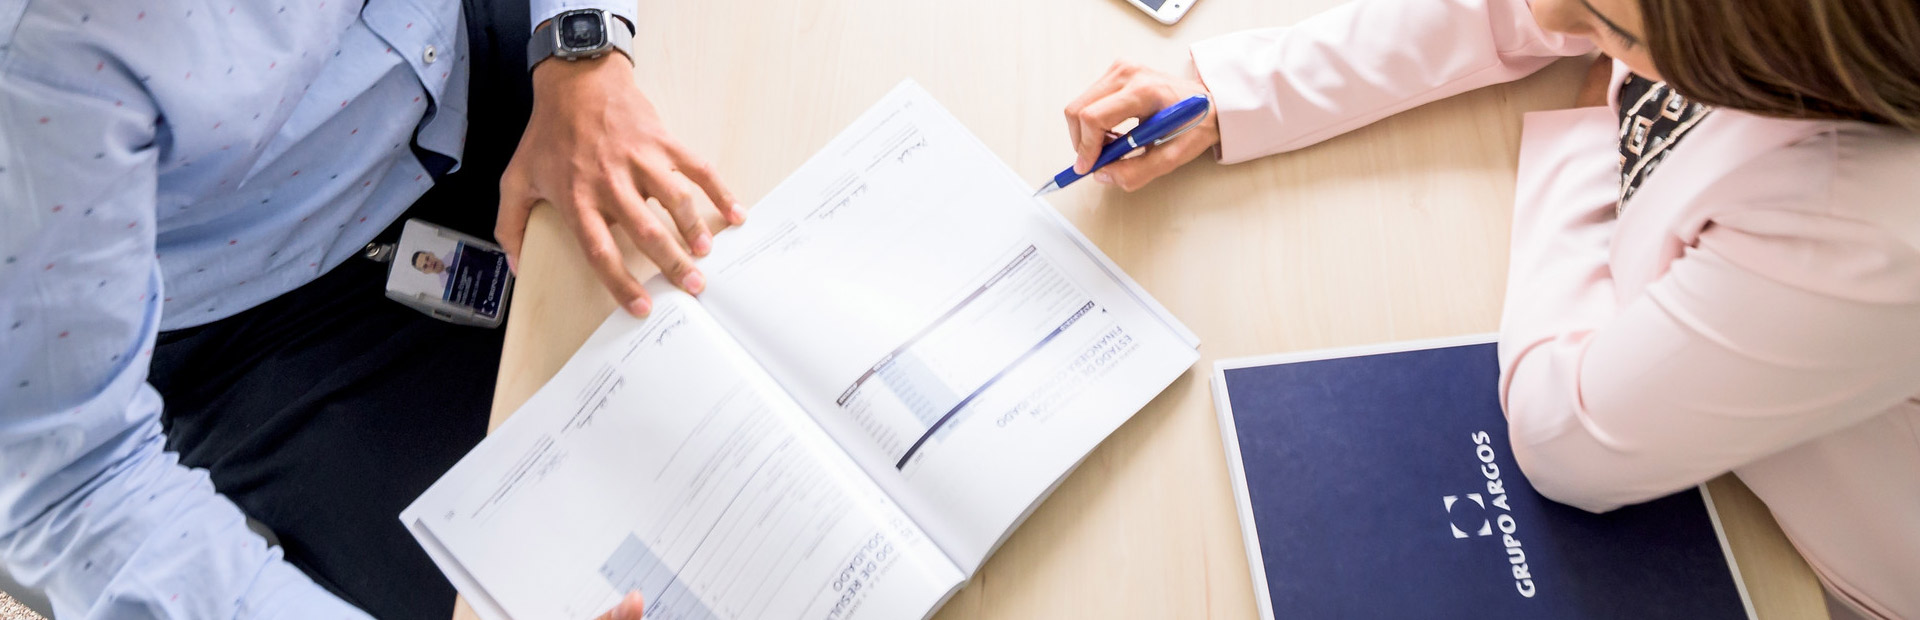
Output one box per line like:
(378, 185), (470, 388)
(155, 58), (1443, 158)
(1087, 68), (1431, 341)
(1605, 110), (1835, 301)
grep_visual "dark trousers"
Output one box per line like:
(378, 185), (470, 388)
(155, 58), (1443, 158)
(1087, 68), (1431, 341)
(147, 1), (533, 618)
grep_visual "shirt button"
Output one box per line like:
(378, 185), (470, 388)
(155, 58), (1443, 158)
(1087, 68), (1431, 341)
(423, 45), (438, 64)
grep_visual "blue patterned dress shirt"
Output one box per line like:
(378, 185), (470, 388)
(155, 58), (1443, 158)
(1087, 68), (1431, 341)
(0, 0), (631, 616)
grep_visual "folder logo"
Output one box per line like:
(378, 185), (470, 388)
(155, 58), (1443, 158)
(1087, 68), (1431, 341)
(1443, 493), (1495, 539)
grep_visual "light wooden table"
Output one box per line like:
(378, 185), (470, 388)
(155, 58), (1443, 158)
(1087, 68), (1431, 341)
(462, 0), (1830, 618)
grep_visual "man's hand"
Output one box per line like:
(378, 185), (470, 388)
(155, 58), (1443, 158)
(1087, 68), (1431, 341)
(594, 592), (645, 620)
(499, 53), (746, 317)
(1062, 59), (1219, 192)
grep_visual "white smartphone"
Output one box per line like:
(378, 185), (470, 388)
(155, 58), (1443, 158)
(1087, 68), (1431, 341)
(1123, 0), (1197, 25)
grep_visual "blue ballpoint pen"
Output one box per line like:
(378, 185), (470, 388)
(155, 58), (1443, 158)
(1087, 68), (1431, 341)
(1034, 94), (1212, 196)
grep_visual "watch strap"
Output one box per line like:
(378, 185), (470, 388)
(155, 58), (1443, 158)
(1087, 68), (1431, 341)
(607, 16), (633, 62)
(527, 21), (556, 70)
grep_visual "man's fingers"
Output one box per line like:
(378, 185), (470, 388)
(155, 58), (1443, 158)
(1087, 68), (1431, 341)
(495, 172), (536, 273)
(673, 149), (745, 226)
(1092, 135), (1210, 192)
(650, 169), (715, 257)
(609, 185), (703, 295)
(595, 591), (646, 620)
(563, 203), (652, 317)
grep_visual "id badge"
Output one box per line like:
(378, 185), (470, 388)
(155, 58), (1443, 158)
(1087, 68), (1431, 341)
(377, 219), (515, 328)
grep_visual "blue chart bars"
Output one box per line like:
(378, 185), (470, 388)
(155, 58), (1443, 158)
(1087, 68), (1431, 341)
(833, 245), (1099, 469)
(600, 534), (718, 620)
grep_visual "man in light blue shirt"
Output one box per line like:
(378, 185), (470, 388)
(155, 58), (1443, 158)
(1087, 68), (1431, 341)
(0, 0), (737, 617)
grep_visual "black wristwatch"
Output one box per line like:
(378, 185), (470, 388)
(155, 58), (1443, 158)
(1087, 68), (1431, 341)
(527, 8), (634, 71)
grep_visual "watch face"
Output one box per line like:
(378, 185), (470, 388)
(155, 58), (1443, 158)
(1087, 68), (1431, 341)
(558, 12), (605, 51)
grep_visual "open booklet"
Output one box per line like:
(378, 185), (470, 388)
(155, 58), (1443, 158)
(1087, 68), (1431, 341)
(401, 81), (1201, 620)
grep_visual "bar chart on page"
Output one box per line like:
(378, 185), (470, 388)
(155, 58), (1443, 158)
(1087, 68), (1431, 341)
(833, 243), (1101, 470)
(599, 534), (718, 620)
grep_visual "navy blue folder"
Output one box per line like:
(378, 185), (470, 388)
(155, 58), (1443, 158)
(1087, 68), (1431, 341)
(1213, 337), (1752, 619)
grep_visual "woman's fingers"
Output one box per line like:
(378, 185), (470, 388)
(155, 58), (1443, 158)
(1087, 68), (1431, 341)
(1072, 87), (1160, 173)
(1063, 60), (1210, 184)
(1057, 58), (1222, 193)
(1092, 130), (1215, 191)
(1064, 62), (1143, 171)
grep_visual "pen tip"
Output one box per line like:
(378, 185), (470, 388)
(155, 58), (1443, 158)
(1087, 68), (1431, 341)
(1033, 181), (1059, 197)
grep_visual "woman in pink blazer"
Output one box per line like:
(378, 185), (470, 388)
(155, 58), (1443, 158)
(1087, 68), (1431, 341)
(1063, 0), (1920, 616)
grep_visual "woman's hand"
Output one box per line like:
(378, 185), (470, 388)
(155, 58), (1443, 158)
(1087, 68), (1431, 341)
(1062, 60), (1219, 192)
(499, 53), (746, 317)
(592, 592), (645, 620)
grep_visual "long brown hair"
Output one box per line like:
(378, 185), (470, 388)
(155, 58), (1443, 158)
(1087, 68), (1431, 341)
(1640, 0), (1920, 131)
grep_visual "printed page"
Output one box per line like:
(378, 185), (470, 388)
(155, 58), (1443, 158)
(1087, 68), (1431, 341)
(697, 81), (1201, 573)
(401, 286), (965, 620)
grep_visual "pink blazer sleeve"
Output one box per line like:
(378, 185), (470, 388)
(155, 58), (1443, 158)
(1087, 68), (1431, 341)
(1500, 109), (1920, 513)
(1190, 0), (1593, 164)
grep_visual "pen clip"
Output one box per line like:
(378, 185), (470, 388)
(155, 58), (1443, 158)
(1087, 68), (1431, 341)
(1150, 95), (1212, 146)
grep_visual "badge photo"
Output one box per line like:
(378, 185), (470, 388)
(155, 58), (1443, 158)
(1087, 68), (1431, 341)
(385, 219), (515, 328)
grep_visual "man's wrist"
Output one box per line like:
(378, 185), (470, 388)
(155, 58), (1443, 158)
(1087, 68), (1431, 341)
(531, 52), (632, 96)
(528, 40), (633, 84)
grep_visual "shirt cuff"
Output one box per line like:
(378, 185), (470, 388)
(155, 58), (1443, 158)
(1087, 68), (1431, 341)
(528, 0), (636, 34)
(1189, 28), (1290, 166)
